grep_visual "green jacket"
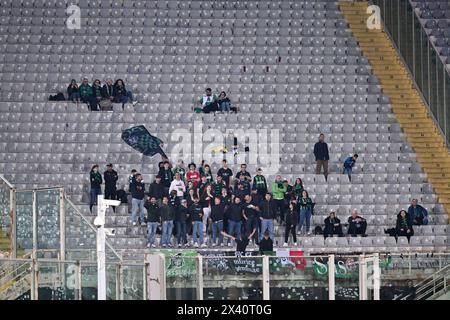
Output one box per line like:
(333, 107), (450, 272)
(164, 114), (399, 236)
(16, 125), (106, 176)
(79, 84), (93, 97)
(272, 181), (287, 200)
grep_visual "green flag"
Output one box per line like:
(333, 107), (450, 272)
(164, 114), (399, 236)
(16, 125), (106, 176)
(121, 125), (167, 158)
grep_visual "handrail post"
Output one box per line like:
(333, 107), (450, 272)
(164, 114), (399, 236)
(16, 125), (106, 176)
(143, 263), (148, 300)
(373, 253), (381, 301)
(328, 254), (335, 300)
(10, 188), (16, 258)
(59, 189), (65, 261)
(76, 260), (82, 300)
(32, 191), (37, 254)
(262, 255), (270, 300)
(196, 255), (204, 300)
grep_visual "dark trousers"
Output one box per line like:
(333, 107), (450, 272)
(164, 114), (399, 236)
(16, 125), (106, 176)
(105, 187), (117, 212)
(81, 95), (99, 111)
(175, 221), (187, 245)
(348, 221), (367, 236)
(245, 217), (258, 244)
(203, 102), (219, 113)
(274, 199), (286, 222)
(324, 225), (343, 238)
(285, 224), (297, 243)
(89, 187), (101, 212)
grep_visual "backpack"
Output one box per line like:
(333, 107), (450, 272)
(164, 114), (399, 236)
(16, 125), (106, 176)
(314, 226), (323, 235)
(99, 99), (113, 111)
(49, 92), (65, 101)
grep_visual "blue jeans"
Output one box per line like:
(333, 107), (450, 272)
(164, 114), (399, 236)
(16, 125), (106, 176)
(219, 101), (231, 112)
(131, 198), (145, 224)
(260, 219), (274, 240)
(147, 222), (158, 245)
(299, 208), (312, 233)
(118, 91), (133, 105)
(176, 221), (187, 245)
(343, 167), (352, 180)
(227, 221), (242, 241)
(212, 221), (224, 245)
(90, 187), (101, 210)
(161, 220), (174, 246)
(69, 92), (80, 101)
(192, 221), (204, 245)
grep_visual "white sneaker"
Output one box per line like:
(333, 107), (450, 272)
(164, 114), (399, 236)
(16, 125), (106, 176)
(146, 243), (151, 248)
(283, 242), (288, 247)
(185, 243), (190, 248)
(294, 242), (298, 246)
(227, 242), (232, 247)
(201, 243), (207, 248)
(177, 244), (181, 248)
(132, 222), (137, 226)
(151, 244), (156, 248)
(212, 243), (216, 247)
(162, 244), (166, 248)
(307, 231), (311, 236)
(141, 222), (147, 227)
(194, 243), (199, 248)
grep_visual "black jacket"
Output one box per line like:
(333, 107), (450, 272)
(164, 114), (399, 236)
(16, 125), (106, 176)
(90, 171), (102, 189)
(226, 203), (243, 222)
(130, 180), (145, 200)
(285, 209), (298, 226)
(92, 85), (103, 99)
(243, 200), (259, 219)
(160, 204), (175, 221)
(259, 238), (273, 253)
(210, 204), (225, 222)
(314, 141), (330, 161)
(348, 216), (366, 229)
(188, 203), (203, 221)
(148, 181), (165, 199)
(113, 84), (128, 100)
(158, 168), (174, 188)
(396, 214), (413, 232)
(324, 216), (341, 229)
(67, 84), (79, 96)
(259, 199), (277, 220)
(104, 170), (118, 189)
(176, 206), (189, 222)
(102, 84), (114, 99)
(144, 202), (160, 223)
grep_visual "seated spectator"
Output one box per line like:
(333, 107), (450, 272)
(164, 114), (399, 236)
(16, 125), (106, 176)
(343, 154), (358, 182)
(91, 79), (103, 110)
(259, 230), (274, 253)
(67, 79), (80, 103)
(407, 199), (428, 226)
(218, 91), (232, 113)
(198, 88), (219, 113)
(323, 212), (343, 238)
(114, 79), (137, 109)
(347, 209), (367, 237)
(385, 210), (414, 242)
(79, 78), (98, 111)
(102, 79), (115, 101)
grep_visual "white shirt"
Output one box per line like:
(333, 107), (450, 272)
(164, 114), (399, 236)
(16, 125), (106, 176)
(169, 179), (186, 197)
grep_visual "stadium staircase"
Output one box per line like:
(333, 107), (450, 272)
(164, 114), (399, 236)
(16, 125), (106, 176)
(340, 1), (450, 218)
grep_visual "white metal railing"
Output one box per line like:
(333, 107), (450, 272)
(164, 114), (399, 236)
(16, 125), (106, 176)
(400, 263), (450, 300)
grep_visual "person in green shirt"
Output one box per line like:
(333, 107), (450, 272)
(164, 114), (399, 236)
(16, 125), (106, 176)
(297, 190), (314, 235)
(79, 78), (97, 111)
(293, 178), (304, 199)
(199, 88), (219, 113)
(172, 160), (186, 183)
(272, 175), (287, 223)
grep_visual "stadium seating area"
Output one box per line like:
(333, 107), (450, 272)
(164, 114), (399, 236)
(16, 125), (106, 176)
(412, 0), (450, 65)
(0, 0), (448, 260)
